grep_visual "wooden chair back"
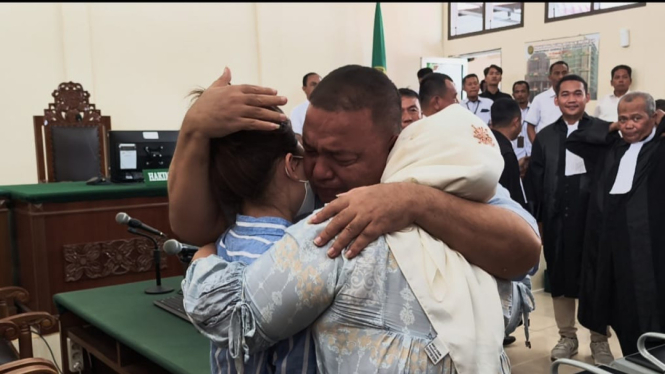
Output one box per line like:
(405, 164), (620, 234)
(33, 82), (111, 183)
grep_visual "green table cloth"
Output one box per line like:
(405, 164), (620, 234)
(54, 277), (210, 374)
(0, 181), (167, 204)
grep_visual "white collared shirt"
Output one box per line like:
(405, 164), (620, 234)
(462, 97), (493, 125)
(512, 105), (532, 159)
(289, 100), (309, 135)
(594, 91), (630, 122)
(525, 88), (562, 133)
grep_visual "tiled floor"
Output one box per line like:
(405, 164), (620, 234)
(507, 291), (623, 374)
(28, 290), (622, 373)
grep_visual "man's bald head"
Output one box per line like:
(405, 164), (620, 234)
(419, 73), (458, 116)
(309, 65), (401, 136)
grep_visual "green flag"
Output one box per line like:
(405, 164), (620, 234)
(372, 3), (386, 73)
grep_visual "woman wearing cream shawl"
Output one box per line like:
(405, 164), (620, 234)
(382, 103), (506, 373)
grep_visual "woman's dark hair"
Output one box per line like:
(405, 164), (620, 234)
(189, 89), (300, 217)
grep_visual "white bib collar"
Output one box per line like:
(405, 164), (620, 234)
(610, 127), (657, 194)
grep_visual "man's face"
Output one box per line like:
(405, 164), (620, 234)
(302, 106), (394, 203)
(618, 98), (656, 144)
(554, 80), (588, 118)
(512, 83), (529, 105)
(549, 64), (569, 87)
(486, 67), (502, 86)
(303, 75), (321, 100)
(401, 96), (422, 128)
(611, 69), (632, 94)
(423, 80), (459, 116)
(463, 77), (480, 99)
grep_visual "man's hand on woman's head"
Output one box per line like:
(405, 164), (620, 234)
(309, 183), (417, 259)
(183, 67), (289, 139)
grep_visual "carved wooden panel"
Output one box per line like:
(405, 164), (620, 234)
(63, 238), (168, 282)
(44, 82), (100, 125)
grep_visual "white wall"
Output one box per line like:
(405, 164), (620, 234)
(87, 3), (260, 131)
(0, 3), (444, 185)
(0, 4), (64, 185)
(256, 3), (443, 113)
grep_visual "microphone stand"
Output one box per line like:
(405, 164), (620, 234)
(128, 228), (174, 295)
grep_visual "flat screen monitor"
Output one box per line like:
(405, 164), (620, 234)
(108, 130), (179, 183)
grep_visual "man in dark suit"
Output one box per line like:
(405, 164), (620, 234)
(490, 98), (532, 347)
(480, 65), (513, 101)
(490, 98), (528, 211)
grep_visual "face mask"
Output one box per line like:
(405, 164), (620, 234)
(285, 156), (316, 217)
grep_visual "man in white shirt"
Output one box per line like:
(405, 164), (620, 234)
(593, 64), (632, 122)
(462, 73), (493, 125)
(398, 88), (422, 129)
(512, 80), (532, 177)
(289, 72), (321, 136)
(525, 61), (569, 143)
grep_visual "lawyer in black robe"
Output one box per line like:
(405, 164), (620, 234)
(527, 113), (609, 299)
(567, 113), (665, 355)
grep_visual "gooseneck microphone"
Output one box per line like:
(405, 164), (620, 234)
(163, 239), (199, 256)
(115, 211), (172, 295)
(115, 212), (166, 238)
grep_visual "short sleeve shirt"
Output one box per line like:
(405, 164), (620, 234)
(525, 88), (562, 133)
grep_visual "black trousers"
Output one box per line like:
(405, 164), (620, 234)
(610, 257), (664, 356)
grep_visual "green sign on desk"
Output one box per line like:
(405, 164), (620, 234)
(143, 169), (169, 185)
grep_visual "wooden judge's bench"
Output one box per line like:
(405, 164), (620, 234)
(0, 82), (183, 315)
(0, 182), (183, 315)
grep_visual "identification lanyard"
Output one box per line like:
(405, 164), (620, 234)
(466, 100), (480, 114)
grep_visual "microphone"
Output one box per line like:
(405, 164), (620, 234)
(115, 212), (166, 238)
(163, 239), (199, 255)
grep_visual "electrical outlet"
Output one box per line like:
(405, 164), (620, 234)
(67, 338), (84, 372)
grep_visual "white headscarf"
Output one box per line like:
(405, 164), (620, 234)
(382, 104), (505, 373)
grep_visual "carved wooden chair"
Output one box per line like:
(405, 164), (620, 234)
(33, 82), (112, 183)
(0, 287), (58, 371)
(0, 358), (58, 374)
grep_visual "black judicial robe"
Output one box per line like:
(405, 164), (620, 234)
(566, 119), (665, 350)
(526, 114), (608, 298)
